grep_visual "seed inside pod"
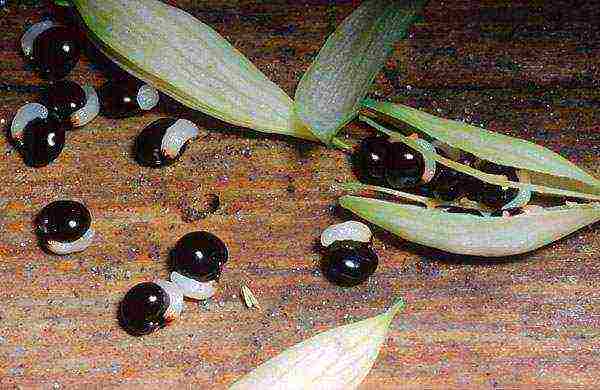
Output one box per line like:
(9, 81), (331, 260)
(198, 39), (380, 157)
(10, 103), (67, 168)
(171, 231), (228, 283)
(29, 25), (81, 80)
(135, 118), (199, 167)
(353, 135), (390, 185)
(473, 161), (520, 209)
(320, 220), (372, 248)
(119, 282), (171, 336)
(323, 240), (378, 287)
(440, 206), (485, 217)
(98, 78), (160, 118)
(384, 142), (425, 189)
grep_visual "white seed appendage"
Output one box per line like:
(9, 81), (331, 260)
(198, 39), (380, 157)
(414, 138), (437, 184)
(11, 103), (48, 141)
(45, 227), (95, 255)
(321, 220), (372, 248)
(154, 279), (184, 321)
(71, 85), (100, 127)
(21, 20), (56, 57)
(136, 84), (160, 111)
(170, 271), (216, 300)
(160, 119), (199, 158)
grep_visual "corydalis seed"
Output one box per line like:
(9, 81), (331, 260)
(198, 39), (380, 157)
(135, 118), (199, 167)
(323, 240), (378, 287)
(36, 200), (94, 255)
(44, 81), (99, 127)
(98, 78), (159, 118)
(171, 231), (228, 283)
(28, 24), (81, 80)
(119, 282), (170, 336)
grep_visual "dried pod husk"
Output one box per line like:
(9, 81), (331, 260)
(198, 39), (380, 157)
(293, 0), (427, 145)
(70, 0), (317, 141)
(361, 99), (600, 201)
(340, 195), (600, 257)
(229, 300), (405, 390)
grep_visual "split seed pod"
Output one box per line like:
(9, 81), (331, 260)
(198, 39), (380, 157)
(340, 195), (600, 257)
(70, 0), (316, 141)
(229, 300), (405, 390)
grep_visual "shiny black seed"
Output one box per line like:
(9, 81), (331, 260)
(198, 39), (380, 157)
(31, 26), (80, 80)
(426, 151), (477, 201)
(134, 118), (181, 167)
(43, 80), (86, 122)
(323, 240), (378, 287)
(98, 78), (144, 118)
(442, 206), (485, 217)
(491, 207), (524, 217)
(171, 231), (228, 282)
(353, 136), (390, 185)
(474, 161), (519, 209)
(36, 200), (91, 242)
(384, 142), (425, 189)
(18, 116), (66, 167)
(119, 282), (169, 336)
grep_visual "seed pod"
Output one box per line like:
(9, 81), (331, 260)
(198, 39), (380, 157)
(134, 118), (199, 167)
(229, 300), (405, 389)
(340, 195), (600, 257)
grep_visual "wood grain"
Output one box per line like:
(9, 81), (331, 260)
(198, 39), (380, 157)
(0, 1), (599, 389)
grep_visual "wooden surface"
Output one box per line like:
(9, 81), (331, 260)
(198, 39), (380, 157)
(1, 1), (599, 388)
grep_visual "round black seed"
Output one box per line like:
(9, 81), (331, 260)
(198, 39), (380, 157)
(352, 135), (390, 185)
(18, 116), (66, 167)
(119, 282), (169, 336)
(43, 80), (86, 122)
(491, 207), (524, 217)
(171, 231), (228, 282)
(323, 240), (378, 287)
(441, 206), (485, 217)
(98, 78), (145, 118)
(36, 200), (91, 242)
(31, 26), (80, 80)
(474, 161), (519, 209)
(134, 118), (181, 167)
(384, 142), (425, 189)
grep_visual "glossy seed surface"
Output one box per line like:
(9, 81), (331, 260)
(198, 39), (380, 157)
(475, 161), (520, 209)
(18, 116), (66, 167)
(134, 118), (180, 167)
(323, 240), (378, 287)
(171, 231), (228, 282)
(36, 200), (91, 242)
(353, 135), (390, 185)
(384, 142), (425, 189)
(99, 78), (146, 118)
(43, 80), (87, 121)
(31, 26), (80, 80)
(119, 282), (170, 336)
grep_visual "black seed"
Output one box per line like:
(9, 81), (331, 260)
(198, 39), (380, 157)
(384, 142), (425, 189)
(323, 240), (378, 287)
(43, 80), (86, 122)
(98, 78), (144, 118)
(31, 26), (80, 80)
(171, 231), (228, 282)
(134, 118), (182, 167)
(473, 161), (519, 209)
(36, 200), (91, 242)
(119, 282), (169, 336)
(426, 150), (477, 201)
(352, 135), (390, 185)
(491, 207), (524, 217)
(18, 116), (66, 167)
(441, 206), (485, 217)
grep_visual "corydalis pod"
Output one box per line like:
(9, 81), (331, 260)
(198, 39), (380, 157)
(340, 195), (600, 257)
(229, 300), (405, 390)
(71, 0), (317, 141)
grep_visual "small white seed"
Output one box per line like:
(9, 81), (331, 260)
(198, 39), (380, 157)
(136, 84), (160, 111)
(45, 227), (95, 255)
(154, 279), (184, 321)
(21, 20), (56, 57)
(11, 103), (48, 141)
(160, 119), (199, 158)
(320, 220), (372, 248)
(71, 85), (99, 127)
(170, 271), (216, 300)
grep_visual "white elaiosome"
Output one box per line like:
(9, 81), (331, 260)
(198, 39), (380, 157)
(414, 138), (437, 184)
(320, 220), (372, 248)
(45, 227), (95, 255)
(229, 300), (405, 390)
(11, 103), (48, 140)
(71, 84), (99, 127)
(21, 20), (56, 57)
(155, 279), (184, 321)
(136, 84), (160, 111)
(170, 271), (215, 300)
(160, 119), (199, 158)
